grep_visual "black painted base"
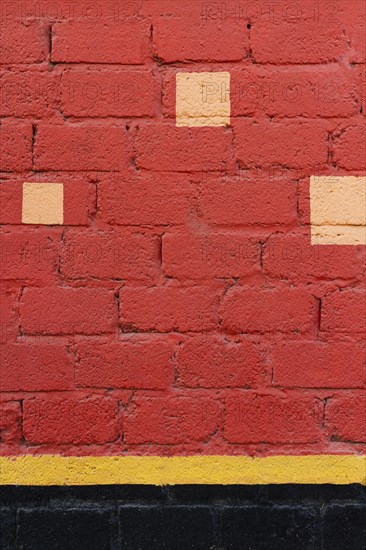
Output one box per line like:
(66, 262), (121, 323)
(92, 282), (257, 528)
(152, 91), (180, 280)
(1, 485), (365, 549)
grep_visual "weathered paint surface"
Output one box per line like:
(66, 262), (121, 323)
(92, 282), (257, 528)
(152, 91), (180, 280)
(0, 0), (365, 488)
(0, 455), (365, 486)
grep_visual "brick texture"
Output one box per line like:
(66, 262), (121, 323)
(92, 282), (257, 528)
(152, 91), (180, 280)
(0, 21), (47, 64)
(224, 395), (322, 444)
(0, 343), (74, 391)
(23, 397), (118, 445)
(1, 2), (365, 458)
(52, 21), (150, 64)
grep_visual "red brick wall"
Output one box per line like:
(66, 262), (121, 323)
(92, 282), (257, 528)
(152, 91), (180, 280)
(0, 0), (365, 458)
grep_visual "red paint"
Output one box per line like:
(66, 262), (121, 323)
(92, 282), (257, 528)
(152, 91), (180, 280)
(153, 17), (249, 62)
(0, 177), (93, 225)
(1, 344), (74, 392)
(224, 394), (322, 444)
(20, 288), (116, 335)
(52, 21), (150, 64)
(0, 2), (365, 457)
(0, 120), (33, 171)
(220, 287), (315, 334)
(0, 402), (22, 445)
(76, 338), (175, 390)
(321, 290), (366, 334)
(124, 396), (221, 445)
(34, 124), (131, 171)
(23, 397), (118, 445)
(61, 69), (160, 118)
(0, 20), (47, 64)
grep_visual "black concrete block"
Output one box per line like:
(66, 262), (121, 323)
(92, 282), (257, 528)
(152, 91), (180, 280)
(17, 508), (112, 550)
(221, 505), (320, 550)
(323, 504), (366, 550)
(119, 505), (215, 549)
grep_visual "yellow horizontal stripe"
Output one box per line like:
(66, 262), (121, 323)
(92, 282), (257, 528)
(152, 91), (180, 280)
(0, 455), (365, 485)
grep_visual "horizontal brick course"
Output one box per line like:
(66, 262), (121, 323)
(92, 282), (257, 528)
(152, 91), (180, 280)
(0, 343), (74, 391)
(1, 2), (365, 460)
(34, 124), (131, 171)
(52, 21), (150, 64)
(224, 394), (322, 444)
(20, 288), (116, 335)
(23, 397), (118, 445)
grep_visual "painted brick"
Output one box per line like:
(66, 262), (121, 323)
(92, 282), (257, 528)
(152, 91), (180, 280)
(233, 119), (329, 170)
(61, 69), (160, 117)
(0, 1), (365, 464)
(119, 506), (214, 550)
(120, 286), (220, 332)
(263, 233), (366, 282)
(52, 21), (149, 64)
(341, 0), (366, 63)
(61, 229), (160, 282)
(224, 395), (322, 444)
(98, 173), (197, 226)
(142, 1), (206, 17)
(221, 287), (315, 334)
(0, 70), (60, 117)
(199, 177), (297, 226)
(153, 17), (248, 62)
(0, 182), (22, 225)
(76, 338), (175, 390)
(360, 65), (366, 116)
(271, 341), (366, 388)
(163, 231), (260, 279)
(0, 230), (59, 284)
(22, 182), (64, 225)
(321, 290), (366, 333)
(230, 66), (361, 119)
(162, 68), (232, 120)
(34, 124), (130, 171)
(221, 506), (319, 549)
(17, 509), (111, 550)
(323, 504), (366, 550)
(0, 344), (74, 391)
(0, 21), (47, 64)
(23, 397), (118, 445)
(0, 508), (15, 550)
(177, 336), (263, 388)
(326, 395), (366, 442)
(0, 285), (20, 344)
(20, 288), (116, 335)
(0, 402), (22, 444)
(0, 120), (33, 172)
(251, 20), (346, 64)
(175, 71), (231, 127)
(310, 176), (366, 246)
(333, 122), (366, 171)
(0, 178), (93, 226)
(124, 397), (221, 444)
(135, 122), (234, 172)
(310, 176), (366, 226)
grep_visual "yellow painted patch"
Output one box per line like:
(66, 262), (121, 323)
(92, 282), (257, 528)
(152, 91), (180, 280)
(0, 455), (365, 485)
(176, 72), (230, 127)
(310, 176), (366, 245)
(311, 225), (366, 245)
(22, 182), (64, 225)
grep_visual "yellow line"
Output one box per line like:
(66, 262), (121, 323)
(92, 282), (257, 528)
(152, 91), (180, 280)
(0, 455), (365, 485)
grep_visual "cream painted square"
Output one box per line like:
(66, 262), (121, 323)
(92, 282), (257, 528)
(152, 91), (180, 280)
(176, 72), (230, 127)
(22, 183), (64, 225)
(310, 176), (366, 245)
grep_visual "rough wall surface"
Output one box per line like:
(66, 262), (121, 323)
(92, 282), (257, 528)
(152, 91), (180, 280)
(1, 0), (365, 461)
(0, 0), (365, 546)
(1, 485), (366, 550)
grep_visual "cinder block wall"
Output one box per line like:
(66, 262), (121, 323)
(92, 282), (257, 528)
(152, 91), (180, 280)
(0, 1), (365, 548)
